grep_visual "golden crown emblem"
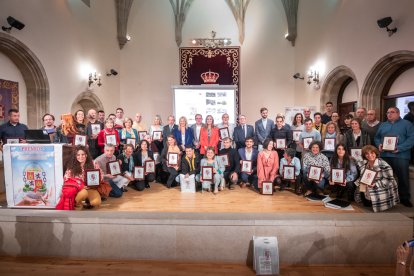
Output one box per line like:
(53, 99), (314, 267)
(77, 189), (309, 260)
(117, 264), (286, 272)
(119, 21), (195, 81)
(201, 70), (219, 84)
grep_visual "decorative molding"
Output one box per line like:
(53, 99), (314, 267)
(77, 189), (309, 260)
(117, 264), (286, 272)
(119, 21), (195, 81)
(281, 0), (298, 46)
(169, 0), (194, 47)
(71, 91), (105, 114)
(115, 0), (134, 49)
(225, 0), (251, 45)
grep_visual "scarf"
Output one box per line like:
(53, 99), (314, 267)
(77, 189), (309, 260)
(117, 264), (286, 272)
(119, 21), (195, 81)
(185, 156), (195, 171)
(123, 154), (134, 172)
(121, 128), (136, 139)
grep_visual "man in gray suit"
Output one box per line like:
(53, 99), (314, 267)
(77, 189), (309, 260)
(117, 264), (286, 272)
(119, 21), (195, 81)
(191, 114), (204, 152)
(255, 107), (274, 150)
(162, 115), (178, 145)
(233, 114), (255, 150)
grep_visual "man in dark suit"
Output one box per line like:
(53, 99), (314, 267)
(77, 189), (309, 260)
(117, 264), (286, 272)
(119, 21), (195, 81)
(238, 137), (258, 188)
(191, 114), (204, 153)
(233, 114), (255, 150)
(162, 115), (178, 146)
(254, 107), (274, 150)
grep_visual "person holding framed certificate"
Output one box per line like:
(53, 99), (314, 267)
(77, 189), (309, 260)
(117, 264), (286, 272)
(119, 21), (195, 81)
(270, 115), (293, 161)
(321, 122), (343, 160)
(257, 138), (279, 193)
(278, 148), (301, 194)
(298, 118), (321, 157)
(217, 113), (235, 150)
(344, 118), (371, 154)
(354, 145), (399, 212)
(291, 113), (305, 159)
(85, 109), (104, 159)
(118, 117), (139, 151)
(218, 137), (240, 190)
(199, 115), (220, 155)
(161, 135), (182, 188)
(302, 141), (330, 196)
(132, 139), (156, 190)
(199, 147), (225, 194)
(238, 137), (259, 188)
(179, 146), (201, 190)
(97, 118), (120, 154)
(173, 116), (194, 152)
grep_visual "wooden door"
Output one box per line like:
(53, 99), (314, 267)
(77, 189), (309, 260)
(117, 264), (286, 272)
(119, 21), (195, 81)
(338, 102), (356, 127)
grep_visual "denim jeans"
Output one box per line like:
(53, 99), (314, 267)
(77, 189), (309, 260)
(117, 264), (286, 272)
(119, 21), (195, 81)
(303, 175), (327, 191)
(383, 157), (410, 201)
(108, 179), (123, 198)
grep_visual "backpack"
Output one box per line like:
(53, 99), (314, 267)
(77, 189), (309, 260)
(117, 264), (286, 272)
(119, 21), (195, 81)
(55, 177), (84, 210)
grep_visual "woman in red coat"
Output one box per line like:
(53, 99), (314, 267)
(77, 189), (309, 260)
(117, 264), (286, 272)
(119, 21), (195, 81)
(199, 115), (220, 155)
(257, 138), (279, 191)
(97, 118), (120, 153)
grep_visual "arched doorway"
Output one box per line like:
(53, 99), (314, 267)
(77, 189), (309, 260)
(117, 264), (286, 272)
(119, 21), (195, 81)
(71, 91), (104, 114)
(0, 32), (49, 128)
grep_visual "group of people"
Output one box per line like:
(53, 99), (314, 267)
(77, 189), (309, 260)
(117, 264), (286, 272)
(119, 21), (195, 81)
(0, 101), (413, 212)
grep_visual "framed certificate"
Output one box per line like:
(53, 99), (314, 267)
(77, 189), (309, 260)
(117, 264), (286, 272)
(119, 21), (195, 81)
(126, 138), (136, 148)
(219, 127), (230, 139)
(218, 154), (229, 167)
(201, 166), (213, 181)
(275, 138), (286, 149)
(308, 165), (323, 181)
(134, 166), (145, 180)
(262, 181), (273, 195)
(360, 168), (377, 187)
(324, 138), (336, 151)
(107, 161), (121, 176)
(91, 124), (101, 135)
(152, 131), (162, 140)
(282, 165), (295, 180)
(241, 160), (252, 173)
(167, 152), (179, 166)
(138, 131), (148, 141)
(84, 169), (101, 187)
(180, 175), (196, 193)
(6, 138), (20, 144)
(292, 130), (301, 142)
(105, 134), (117, 145)
(350, 147), (362, 159)
(145, 160), (155, 173)
(303, 137), (313, 150)
(153, 152), (160, 163)
(331, 168), (345, 186)
(382, 136), (398, 151)
(74, 134), (87, 146)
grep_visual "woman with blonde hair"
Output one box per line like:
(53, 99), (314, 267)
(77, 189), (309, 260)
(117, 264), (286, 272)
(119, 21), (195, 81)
(173, 116), (194, 152)
(199, 115), (220, 155)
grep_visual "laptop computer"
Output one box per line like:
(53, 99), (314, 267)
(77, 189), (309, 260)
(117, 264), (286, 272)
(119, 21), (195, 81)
(24, 129), (52, 144)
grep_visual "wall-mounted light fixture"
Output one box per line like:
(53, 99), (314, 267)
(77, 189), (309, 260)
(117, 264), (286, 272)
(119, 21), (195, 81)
(293, 73), (304, 80)
(88, 72), (102, 87)
(1, 16), (25, 33)
(377, 17), (397, 37)
(191, 31), (231, 48)
(307, 67), (320, 90)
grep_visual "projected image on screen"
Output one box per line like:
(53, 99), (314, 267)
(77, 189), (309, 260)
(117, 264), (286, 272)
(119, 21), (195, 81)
(173, 86), (237, 125)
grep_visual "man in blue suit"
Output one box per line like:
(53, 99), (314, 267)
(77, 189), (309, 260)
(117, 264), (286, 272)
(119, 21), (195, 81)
(238, 137), (259, 188)
(162, 115), (178, 146)
(233, 114), (255, 150)
(255, 107), (274, 150)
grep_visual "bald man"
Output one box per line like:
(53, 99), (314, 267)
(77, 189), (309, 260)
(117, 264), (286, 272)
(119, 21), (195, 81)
(132, 112), (147, 132)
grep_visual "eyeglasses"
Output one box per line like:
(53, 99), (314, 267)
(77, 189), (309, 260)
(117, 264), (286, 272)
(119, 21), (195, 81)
(386, 111), (397, 114)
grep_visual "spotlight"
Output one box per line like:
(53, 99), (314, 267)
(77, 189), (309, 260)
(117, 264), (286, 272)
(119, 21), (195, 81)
(106, 69), (118, 76)
(377, 17), (397, 36)
(293, 73), (304, 80)
(1, 16), (25, 33)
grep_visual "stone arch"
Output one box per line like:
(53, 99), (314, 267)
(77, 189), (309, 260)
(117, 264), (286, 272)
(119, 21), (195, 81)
(361, 50), (414, 114)
(0, 32), (49, 128)
(71, 91), (104, 115)
(320, 65), (358, 111)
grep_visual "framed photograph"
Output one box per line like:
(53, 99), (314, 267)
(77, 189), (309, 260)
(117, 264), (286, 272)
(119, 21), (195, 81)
(105, 134), (117, 146)
(6, 138), (20, 144)
(275, 138), (286, 149)
(107, 161), (121, 176)
(292, 130), (301, 142)
(360, 168), (377, 187)
(84, 169), (101, 187)
(218, 154), (229, 167)
(382, 136), (398, 152)
(201, 166), (213, 181)
(180, 175), (196, 193)
(167, 152), (179, 166)
(138, 131), (148, 141)
(324, 138), (336, 151)
(126, 138), (136, 148)
(308, 165), (323, 181)
(134, 166), (145, 180)
(282, 165), (295, 180)
(331, 168), (345, 186)
(74, 134), (87, 146)
(152, 131), (162, 140)
(303, 137), (313, 150)
(241, 160), (252, 173)
(350, 147), (362, 159)
(91, 124), (101, 135)
(219, 127), (230, 139)
(144, 160), (155, 173)
(262, 181), (273, 195)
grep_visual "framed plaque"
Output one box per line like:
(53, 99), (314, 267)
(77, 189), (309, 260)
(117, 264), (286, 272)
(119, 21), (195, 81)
(331, 168), (345, 186)
(105, 134), (117, 145)
(275, 138), (286, 149)
(107, 160), (121, 176)
(219, 127), (230, 139)
(152, 131), (162, 140)
(303, 137), (313, 150)
(134, 166), (145, 180)
(91, 124), (101, 135)
(84, 169), (101, 187)
(360, 168), (377, 187)
(167, 152), (179, 166)
(282, 165), (295, 180)
(74, 134), (87, 146)
(180, 175), (196, 193)
(382, 136), (398, 152)
(292, 130), (301, 142)
(218, 154), (229, 167)
(153, 152), (160, 163)
(6, 138), (20, 144)
(126, 138), (136, 148)
(350, 147), (362, 159)
(241, 160), (252, 173)
(262, 181), (273, 195)
(138, 131), (148, 141)
(145, 160), (155, 173)
(201, 166), (213, 181)
(324, 138), (336, 151)
(308, 165), (323, 181)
